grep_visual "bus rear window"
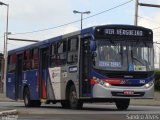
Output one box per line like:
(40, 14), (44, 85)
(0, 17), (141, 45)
(30, 48), (39, 69)
(23, 50), (31, 71)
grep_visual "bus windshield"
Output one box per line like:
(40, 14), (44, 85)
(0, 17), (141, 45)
(93, 39), (154, 71)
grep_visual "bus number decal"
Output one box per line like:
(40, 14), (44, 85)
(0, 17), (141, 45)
(140, 80), (145, 84)
(99, 61), (121, 68)
(69, 66), (78, 73)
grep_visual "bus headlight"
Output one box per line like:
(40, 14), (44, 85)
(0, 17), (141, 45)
(104, 82), (110, 87)
(96, 79), (110, 87)
(99, 80), (105, 85)
(144, 81), (154, 88)
(93, 77), (111, 87)
(99, 80), (110, 87)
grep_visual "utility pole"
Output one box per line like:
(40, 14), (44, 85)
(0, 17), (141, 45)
(134, 0), (138, 26)
(134, 0), (160, 26)
(0, 1), (9, 94)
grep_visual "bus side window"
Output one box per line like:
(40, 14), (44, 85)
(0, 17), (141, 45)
(8, 53), (16, 73)
(50, 43), (57, 67)
(67, 37), (78, 64)
(30, 48), (39, 69)
(23, 50), (31, 71)
(57, 40), (67, 66)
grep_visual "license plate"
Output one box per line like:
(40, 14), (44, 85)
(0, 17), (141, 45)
(123, 90), (134, 95)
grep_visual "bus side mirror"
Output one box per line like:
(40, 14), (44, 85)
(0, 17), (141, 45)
(90, 41), (96, 51)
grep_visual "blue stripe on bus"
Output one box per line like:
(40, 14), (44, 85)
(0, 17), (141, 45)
(6, 73), (16, 100)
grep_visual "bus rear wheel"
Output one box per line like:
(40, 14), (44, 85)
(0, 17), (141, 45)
(24, 87), (41, 107)
(115, 99), (130, 110)
(24, 87), (32, 107)
(69, 85), (83, 109)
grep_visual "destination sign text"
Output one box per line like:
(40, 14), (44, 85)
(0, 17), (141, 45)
(104, 29), (143, 36)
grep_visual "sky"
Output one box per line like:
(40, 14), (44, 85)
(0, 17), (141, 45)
(0, 0), (160, 53)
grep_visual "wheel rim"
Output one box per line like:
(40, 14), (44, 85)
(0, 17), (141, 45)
(24, 94), (29, 106)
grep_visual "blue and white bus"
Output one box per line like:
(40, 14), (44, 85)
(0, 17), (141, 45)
(6, 24), (154, 110)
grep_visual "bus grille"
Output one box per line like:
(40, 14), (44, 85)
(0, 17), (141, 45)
(94, 69), (154, 79)
(111, 91), (145, 97)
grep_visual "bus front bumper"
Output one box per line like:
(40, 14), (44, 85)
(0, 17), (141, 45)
(92, 83), (154, 99)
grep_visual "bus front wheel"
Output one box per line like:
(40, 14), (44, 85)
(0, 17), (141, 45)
(115, 99), (130, 110)
(69, 85), (83, 109)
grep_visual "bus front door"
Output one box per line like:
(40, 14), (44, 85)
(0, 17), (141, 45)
(40, 47), (49, 99)
(15, 54), (23, 99)
(80, 38), (91, 97)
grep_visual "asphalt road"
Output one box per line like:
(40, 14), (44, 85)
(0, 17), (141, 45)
(0, 102), (160, 120)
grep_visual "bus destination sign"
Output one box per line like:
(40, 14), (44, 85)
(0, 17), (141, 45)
(104, 29), (143, 36)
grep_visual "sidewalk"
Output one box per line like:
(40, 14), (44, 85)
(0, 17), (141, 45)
(0, 93), (14, 102)
(0, 92), (160, 106)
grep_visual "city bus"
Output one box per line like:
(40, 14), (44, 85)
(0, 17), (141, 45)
(6, 24), (154, 110)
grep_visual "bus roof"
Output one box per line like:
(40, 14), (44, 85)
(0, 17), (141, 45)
(8, 24), (152, 54)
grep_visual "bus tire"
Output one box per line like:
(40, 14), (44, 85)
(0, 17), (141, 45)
(115, 99), (130, 110)
(23, 87), (32, 107)
(24, 88), (41, 107)
(69, 85), (83, 109)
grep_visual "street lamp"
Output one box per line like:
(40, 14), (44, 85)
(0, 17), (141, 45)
(73, 10), (91, 29)
(0, 1), (9, 94)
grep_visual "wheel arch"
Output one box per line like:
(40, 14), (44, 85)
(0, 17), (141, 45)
(65, 80), (75, 100)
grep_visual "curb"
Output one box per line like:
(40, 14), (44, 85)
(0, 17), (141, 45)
(0, 109), (18, 116)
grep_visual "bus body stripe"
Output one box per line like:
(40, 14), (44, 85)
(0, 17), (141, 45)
(90, 79), (97, 84)
(90, 79), (121, 85)
(42, 80), (46, 98)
